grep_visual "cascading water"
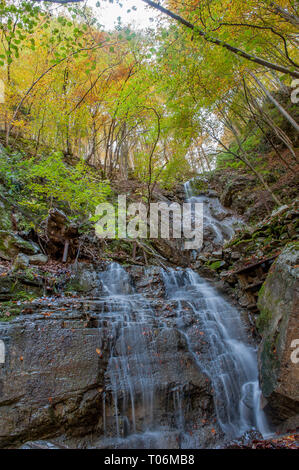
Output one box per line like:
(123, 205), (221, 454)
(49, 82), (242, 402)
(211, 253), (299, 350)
(94, 182), (271, 448)
(96, 262), (270, 448)
(98, 263), (158, 439)
(97, 263), (195, 448)
(184, 180), (240, 249)
(161, 268), (271, 438)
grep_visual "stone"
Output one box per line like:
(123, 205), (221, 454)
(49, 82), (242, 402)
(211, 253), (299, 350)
(212, 250), (223, 258)
(21, 440), (63, 449)
(206, 190), (218, 198)
(28, 254), (48, 265)
(0, 313), (107, 448)
(12, 253), (30, 271)
(67, 263), (99, 293)
(0, 230), (40, 260)
(257, 242), (299, 425)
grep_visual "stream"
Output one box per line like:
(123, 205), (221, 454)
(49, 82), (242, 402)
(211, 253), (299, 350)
(95, 184), (270, 448)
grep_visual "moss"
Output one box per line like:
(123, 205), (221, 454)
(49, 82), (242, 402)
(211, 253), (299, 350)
(0, 230), (38, 259)
(65, 281), (82, 293)
(256, 306), (272, 333)
(0, 301), (23, 322)
(260, 337), (281, 396)
(208, 260), (222, 270)
(190, 178), (209, 193)
(233, 237), (254, 247)
(0, 201), (12, 231)
(258, 283), (265, 298)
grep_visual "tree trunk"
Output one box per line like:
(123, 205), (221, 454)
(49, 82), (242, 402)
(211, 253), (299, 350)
(250, 73), (299, 134)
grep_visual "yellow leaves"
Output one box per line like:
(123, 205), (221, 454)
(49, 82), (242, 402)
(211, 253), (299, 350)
(11, 119), (27, 129)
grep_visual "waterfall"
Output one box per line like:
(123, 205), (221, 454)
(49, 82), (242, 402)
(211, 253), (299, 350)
(183, 180), (240, 249)
(97, 262), (270, 448)
(180, 180), (271, 437)
(161, 268), (271, 438)
(99, 263), (158, 438)
(94, 181), (271, 448)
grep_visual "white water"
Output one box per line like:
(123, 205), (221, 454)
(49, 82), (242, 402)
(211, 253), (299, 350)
(96, 262), (271, 447)
(95, 182), (271, 447)
(161, 268), (271, 438)
(184, 180), (240, 249)
(98, 263), (159, 437)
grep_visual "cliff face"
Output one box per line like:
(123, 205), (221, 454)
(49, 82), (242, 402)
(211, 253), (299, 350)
(257, 243), (299, 428)
(0, 265), (217, 449)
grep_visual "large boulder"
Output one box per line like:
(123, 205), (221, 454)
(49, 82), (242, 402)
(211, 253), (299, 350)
(0, 309), (107, 448)
(66, 263), (99, 293)
(0, 230), (40, 261)
(257, 243), (299, 426)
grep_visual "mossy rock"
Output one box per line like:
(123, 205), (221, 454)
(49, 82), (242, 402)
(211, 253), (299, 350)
(257, 243), (299, 419)
(0, 271), (44, 302)
(0, 230), (40, 260)
(208, 260), (226, 271)
(0, 301), (24, 322)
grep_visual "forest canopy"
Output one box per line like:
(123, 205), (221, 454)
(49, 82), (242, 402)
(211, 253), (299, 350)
(0, 0), (298, 216)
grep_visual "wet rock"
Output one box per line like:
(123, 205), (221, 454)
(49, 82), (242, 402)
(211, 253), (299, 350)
(0, 313), (107, 448)
(257, 243), (299, 425)
(20, 440), (65, 449)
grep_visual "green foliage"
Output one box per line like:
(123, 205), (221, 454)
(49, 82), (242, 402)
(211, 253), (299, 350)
(27, 152), (111, 219)
(208, 260), (223, 270)
(0, 145), (111, 223)
(0, 146), (31, 192)
(159, 155), (191, 189)
(216, 152), (245, 170)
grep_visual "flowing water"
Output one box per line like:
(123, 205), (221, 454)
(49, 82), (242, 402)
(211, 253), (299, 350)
(98, 263), (159, 438)
(184, 180), (240, 249)
(161, 268), (271, 438)
(95, 183), (270, 448)
(97, 263), (270, 448)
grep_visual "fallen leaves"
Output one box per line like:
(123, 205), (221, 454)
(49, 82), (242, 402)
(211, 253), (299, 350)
(96, 348), (102, 357)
